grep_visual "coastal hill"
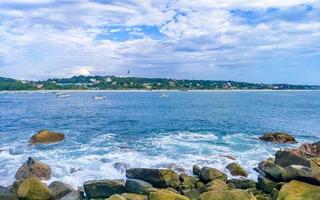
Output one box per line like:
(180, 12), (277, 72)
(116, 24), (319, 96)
(0, 76), (319, 91)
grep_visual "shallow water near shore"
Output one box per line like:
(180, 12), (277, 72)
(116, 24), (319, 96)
(0, 91), (320, 187)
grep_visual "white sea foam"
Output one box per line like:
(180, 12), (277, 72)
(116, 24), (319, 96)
(0, 131), (316, 187)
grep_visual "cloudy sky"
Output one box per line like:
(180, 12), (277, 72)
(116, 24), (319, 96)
(0, 0), (320, 84)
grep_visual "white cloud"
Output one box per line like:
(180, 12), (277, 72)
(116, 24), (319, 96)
(0, 0), (319, 83)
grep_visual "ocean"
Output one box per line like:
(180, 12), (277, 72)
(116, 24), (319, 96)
(0, 90), (319, 187)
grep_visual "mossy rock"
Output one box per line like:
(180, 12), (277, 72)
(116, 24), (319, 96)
(83, 179), (126, 199)
(126, 168), (179, 188)
(200, 189), (256, 200)
(107, 194), (126, 200)
(226, 163), (248, 177)
(277, 180), (320, 200)
(16, 178), (53, 200)
(199, 167), (228, 183)
(227, 179), (257, 189)
(121, 193), (147, 200)
(125, 179), (153, 194)
(149, 190), (190, 200)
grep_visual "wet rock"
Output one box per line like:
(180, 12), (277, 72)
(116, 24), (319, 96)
(259, 132), (297, 143)
(149, 190), (190, 200)
(0, 185), (18, 200)
(16, 178), (54, 200)
(125, 179), (153, 194)
(121, 193), (148, 200)
(29, 130), (65, 144)
(227, 179), (257, 189)
(226, 162), (248, 177)
(275, 149), (320, 184)
(113, 162), (131, 173)
(199, 167), (228, 183)
(126, 168), (179, 188)
(69, 167), (82, 174)
(107, 194), (126, 200)
(48, 181), (75, 199)
(258, 160), (285, 181)
(15, 157), (51, 180)
(83, 179), (126, 199)
(277, 180), (320, 200)
(193, 165), (201, 176)
(256, 176), (279, 194)
(200, 189), (256, 200)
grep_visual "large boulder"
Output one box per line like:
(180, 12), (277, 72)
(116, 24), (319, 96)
(184, 179), (228, 200)
(48, 181), (75, 199)
(15, 157), (51, 180)
(83, 179), (126, 199)
(226, 163), (248, 177)
(282, 165), (313, 182)
(125, 179), (153, 194)
(126, 168), (179, 188)
(29, 130), (65, 144)
(259, 132), (297, 143)
(59, 190), (81, 200)
(16, 178), (54, 200)
(258, 160), (285, 181)
(199, 167), (227, 183)
(275, 149), (320, 184)
(277, 180), (320, 200)
(149, 190), (190, 200)
(200, 189), (256, 200)
(0, 185), (18, 200)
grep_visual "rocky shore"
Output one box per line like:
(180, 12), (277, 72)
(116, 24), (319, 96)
(1, 131), (320, 200)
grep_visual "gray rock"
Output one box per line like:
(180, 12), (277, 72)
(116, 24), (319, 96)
(83, 179), (126, 199)
(125, 179), (153, 194)
(193, 165), (201, 176)
(258, 160), (285, 181)
(0, 185), (18, 200)
(126, 168), (179, 188)
(199, 167), (228, 183)
(49, 181), (75, 199)
(282, 165), (313, 182)
(15, 157), (51, 180)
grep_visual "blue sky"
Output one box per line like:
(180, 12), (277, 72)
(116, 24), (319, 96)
(0, 0), (319, 84)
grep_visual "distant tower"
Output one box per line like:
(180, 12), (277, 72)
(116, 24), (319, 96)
(126, 70), (130, 77)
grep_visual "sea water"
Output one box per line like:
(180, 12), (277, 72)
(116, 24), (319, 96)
(0, 90), (319, 187)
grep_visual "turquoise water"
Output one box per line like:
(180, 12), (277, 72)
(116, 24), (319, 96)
(0, 91), (319, 186)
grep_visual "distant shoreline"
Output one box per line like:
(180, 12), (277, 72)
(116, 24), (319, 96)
(1, 89), (320, 93)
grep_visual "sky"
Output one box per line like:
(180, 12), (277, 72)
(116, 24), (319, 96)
(0, 0), (320, 84)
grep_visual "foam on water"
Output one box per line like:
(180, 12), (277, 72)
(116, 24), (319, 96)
(1, 91), (320, 187)
(0, 130), (313, 187)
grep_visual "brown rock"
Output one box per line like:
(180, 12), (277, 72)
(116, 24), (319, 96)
(15, 157), (51, 180)
(29, 130), (64, 144)
(259, 132), (297, 143)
